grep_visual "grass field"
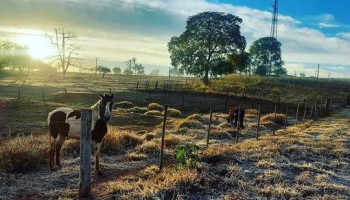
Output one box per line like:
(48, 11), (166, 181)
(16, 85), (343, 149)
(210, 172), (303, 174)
(0, 72), (349, 199)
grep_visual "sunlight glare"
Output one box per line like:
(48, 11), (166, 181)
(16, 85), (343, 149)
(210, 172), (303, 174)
(15, 31), (55, 60)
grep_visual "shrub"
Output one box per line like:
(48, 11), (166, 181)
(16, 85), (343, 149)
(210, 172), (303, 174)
(114, 101), (134, 109)
(245, 109), (259, 115)
(0, 135), (47, 173)
(167, 108), (182, 117)
(261, 113), (286, 125)
(147, 103), (164, 112)
(142, 132), (158, 141)
(145, 110), (163, 116)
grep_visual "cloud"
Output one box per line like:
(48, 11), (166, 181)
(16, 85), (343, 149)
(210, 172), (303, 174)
(0, 0), (349, 76)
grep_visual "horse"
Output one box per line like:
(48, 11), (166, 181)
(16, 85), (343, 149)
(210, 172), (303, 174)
(227, 107), (245, 128)
(47, 93), (114, 174)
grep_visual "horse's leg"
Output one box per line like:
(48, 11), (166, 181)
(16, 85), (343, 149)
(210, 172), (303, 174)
(55, 135), (66, 168)
(49, 135), (57, 171)
(95, 141), (102, 175)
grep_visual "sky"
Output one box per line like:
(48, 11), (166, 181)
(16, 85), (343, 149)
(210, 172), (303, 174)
(0, 0), (350, 78)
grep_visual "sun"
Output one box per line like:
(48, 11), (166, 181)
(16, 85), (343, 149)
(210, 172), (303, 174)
(15, 32), (55, 60)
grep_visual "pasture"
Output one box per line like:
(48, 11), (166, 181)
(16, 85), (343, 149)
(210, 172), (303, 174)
(0, 72), (349, 199)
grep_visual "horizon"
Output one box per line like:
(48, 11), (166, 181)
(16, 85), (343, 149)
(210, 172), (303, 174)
(1, 0), (350, 78)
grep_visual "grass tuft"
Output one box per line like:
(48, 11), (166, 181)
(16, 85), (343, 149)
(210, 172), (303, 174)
(147, 103), (164, 112)
(114, 101), (134, 109)
(0, 135), (48, 173)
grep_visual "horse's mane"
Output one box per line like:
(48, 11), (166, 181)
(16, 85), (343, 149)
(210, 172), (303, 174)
(91, 100), (101, 124)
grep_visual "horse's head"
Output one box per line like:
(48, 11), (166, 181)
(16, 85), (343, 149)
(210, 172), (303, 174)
(99, 93), (115, 122)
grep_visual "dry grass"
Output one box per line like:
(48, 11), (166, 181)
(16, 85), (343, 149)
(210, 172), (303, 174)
(114, 101), (134, 109)
(167, 108), (182, 117)
(147, 103), (164, 112)
(261, 113), (286, 125)
(102, 129), (143, 154)
(127, 106), (148, 114)
(144, 110), (163, 116)
(0, 134), (48, 172)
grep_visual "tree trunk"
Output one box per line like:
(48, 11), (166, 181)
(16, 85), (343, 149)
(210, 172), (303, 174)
(203, 70), (209, 85)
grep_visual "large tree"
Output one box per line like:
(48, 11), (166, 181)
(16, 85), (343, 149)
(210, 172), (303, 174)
(249, 37), (286, 76)
(46, 28), (82, 78)
(168, 11), (246, 84)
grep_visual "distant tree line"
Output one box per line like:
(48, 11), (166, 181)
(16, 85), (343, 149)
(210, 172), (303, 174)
(168, 11), (287, 84)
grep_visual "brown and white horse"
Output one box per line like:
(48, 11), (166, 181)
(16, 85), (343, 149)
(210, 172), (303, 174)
(47, 93), (114, 174)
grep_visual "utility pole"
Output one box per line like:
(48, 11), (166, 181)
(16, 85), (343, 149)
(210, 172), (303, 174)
(95, 57), (98, 75)
(316, 64), (320, 81)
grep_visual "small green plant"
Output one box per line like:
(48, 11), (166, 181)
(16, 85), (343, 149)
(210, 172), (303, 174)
(175, 144), (199, 168)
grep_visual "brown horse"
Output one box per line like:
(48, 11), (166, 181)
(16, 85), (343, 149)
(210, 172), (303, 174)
(227, 107), (245, 128)
(47, 93), (114, 174)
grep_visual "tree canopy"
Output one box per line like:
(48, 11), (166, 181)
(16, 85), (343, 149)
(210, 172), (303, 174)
(97, 65), (111, 78)
(168, 11), (246, 84)
(124, 58), (145, 75)
(249, 37), (286, 76)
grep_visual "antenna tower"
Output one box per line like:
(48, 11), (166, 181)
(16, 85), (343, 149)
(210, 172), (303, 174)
(270, 0), (279, 38)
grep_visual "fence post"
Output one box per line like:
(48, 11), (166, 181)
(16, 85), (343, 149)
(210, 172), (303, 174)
(330, 98), (333, 111)
(79, 109), (92, 199)
(347, 94), (350, 106)
(295, 101), (300, 124)
(159, 105), (168, 170)
(135, 81), (139, 101)
(109, 88), (112, 94)
(236, 104), (242, 143)
(224, 89), (229, 111)
(284, 104), (289, 131)
(42, 89), (45, 102)
(272, 102), (277, 135)
(149, 91), (152, 104)
(310, 101), (314, 119)
(206, 105), (213, 148)
(65, 88), (67, 94)
(155, 80), (158, 90)
(325, 98), (331, 113)
(18, 88), (21, 99)
(303, 102), (307, 122)
(256, 104), (261, 139)
(314, 100), (317, 118)
(122, 91), (125, 101)
(181, 95), (184, 111)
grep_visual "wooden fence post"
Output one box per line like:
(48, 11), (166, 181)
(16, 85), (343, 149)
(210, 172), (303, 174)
(236, 104), (242, 143)
(295, 101), (300, 124)
(122, 91), (125, 101)
(256, 104), (261, 139)
(330, 98), (333, 111)
(65, 88), (67, 94)
(79, 109), (92, 199)
(135, 81), (139, 101)
(181, 95), (184, 111)
(284, 104), (289, 131)
(109, 88), (112, 94)
(149, 91), (152, 104)
(325, 98), (331, 113)
(42, 89), (45, 102)
(347, 94), (350, 106)
(159, 105), (168, 170)
(206, 105), (213, 148)
(303, 102), (307, 122)
(155, 80), (158, 90)
(309, 101), (314, 119)
(18, 88), (21, 99)
(272, 102), (277, 135)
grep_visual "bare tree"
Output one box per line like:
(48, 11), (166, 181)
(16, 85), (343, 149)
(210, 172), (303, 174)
(46, 28), (82, 78)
